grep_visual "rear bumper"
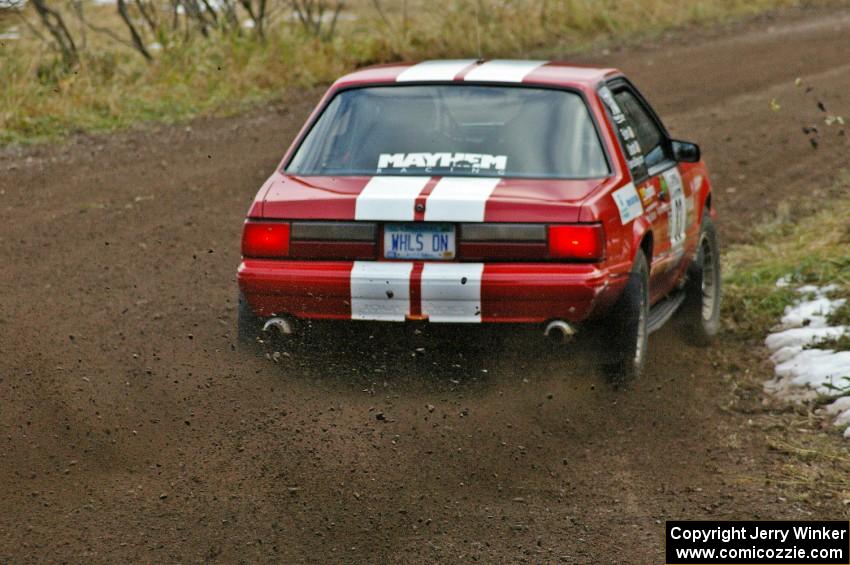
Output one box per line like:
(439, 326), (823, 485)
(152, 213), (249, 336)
(237, 259), (624, 324)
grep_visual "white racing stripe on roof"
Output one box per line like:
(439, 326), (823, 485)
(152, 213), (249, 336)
(421, 263), (484, 323)
(463, 60), (547, 83)
(424, 177), (500, 222)
(396, 59), (476, 82)
(350, 261), (413, 321)
(355, 176), (429, 221)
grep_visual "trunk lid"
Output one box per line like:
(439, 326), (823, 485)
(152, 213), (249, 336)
(260, 174), (606, 223)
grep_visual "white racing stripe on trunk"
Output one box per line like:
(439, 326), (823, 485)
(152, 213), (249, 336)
(350, 261), (413, 321)
(396, 59), (476, 82)
(463, 60), (546, 83)
(424, 177), (500, 222)
(355, 176), (430, 221)
(421, 263), (484, 323)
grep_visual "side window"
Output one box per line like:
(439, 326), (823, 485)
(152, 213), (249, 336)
(612, 89), (669, 171)
(598, 85), (648, 181)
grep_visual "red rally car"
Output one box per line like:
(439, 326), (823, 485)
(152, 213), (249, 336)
(237, 59), (721, 379)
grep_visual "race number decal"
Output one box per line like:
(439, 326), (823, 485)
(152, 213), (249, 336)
(662, 168), (686, 249)
(612, 183), (644, 225)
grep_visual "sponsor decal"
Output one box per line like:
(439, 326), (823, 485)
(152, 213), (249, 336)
(639, 183), (656, 205)
(625, 140), (643, 158)
(377, 152), (507, 175)
(598, 86), (620, 114)
(685, 193), (696, 228)
(612, 183), (644, 225)
(663, 168), (687, 250)
(626, 155), (645, 171)
(599, 86), (628, 125)
(690, 174), (703, 193)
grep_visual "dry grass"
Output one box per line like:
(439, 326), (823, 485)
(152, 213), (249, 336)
(1, 0), (845, 144)
(723, 171), (850, 336)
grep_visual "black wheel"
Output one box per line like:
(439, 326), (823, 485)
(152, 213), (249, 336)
(679, 214), (721, 345)
(237, 290), (263, 347)
(602, 250), (649, 384)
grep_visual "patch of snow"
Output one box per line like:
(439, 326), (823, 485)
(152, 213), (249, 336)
(834, 407), (850, 428)
(774, 349), (850, 394)
(242, 19), (255, 29)
(0, 26), (20, 40)
(822, 396), (850, 415)
(0, 0), (26, 10)
(147, 42), (162, 52)
(779, 296), (845, 329)
(765, 326), (847, 351)
(775, 275), (791, 288)
(764, 284), (850, 437)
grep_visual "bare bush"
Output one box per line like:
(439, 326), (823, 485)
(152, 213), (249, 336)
(116, 0), (153, 59)
(30, 0), (78, 67)
(290, 0), (344, 39)
(237, 0), (266, 37)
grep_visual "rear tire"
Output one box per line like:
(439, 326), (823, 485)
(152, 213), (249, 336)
(680, 214), (721, 345)
(237, 291), (263, 348)
(602, 250), (650, 384)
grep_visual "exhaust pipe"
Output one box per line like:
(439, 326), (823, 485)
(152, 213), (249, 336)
(544, 320), (576, 342)
(263, 316), (295, 336)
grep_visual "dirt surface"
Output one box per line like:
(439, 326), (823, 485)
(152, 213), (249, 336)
(1, 6), (849, 563)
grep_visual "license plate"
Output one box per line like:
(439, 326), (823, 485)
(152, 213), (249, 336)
(384, 223), (455, 260)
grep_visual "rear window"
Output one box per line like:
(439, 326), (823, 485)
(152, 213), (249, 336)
(286, 85), (610, 179)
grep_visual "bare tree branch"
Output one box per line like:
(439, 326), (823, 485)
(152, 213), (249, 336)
(134, 0), (159, 35)
(240, 0), (267, 38)
(74, 5), (141, 52)
(31, 0), (79, 68)
(290, 0), (344, 40)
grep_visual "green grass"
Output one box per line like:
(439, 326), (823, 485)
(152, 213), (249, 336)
(1, 0), (846, 144)
(829, 302), (850, 327)
(722, 171), (850, 336)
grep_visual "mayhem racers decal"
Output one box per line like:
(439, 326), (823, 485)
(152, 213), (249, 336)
(377, 152), (507, 174)
(612, 183), (644, 225)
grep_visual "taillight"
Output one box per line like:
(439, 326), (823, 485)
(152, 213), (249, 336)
(241, 221), (290, 258)
(290, 221), (377, 259)
(548, 224), (604, 261)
